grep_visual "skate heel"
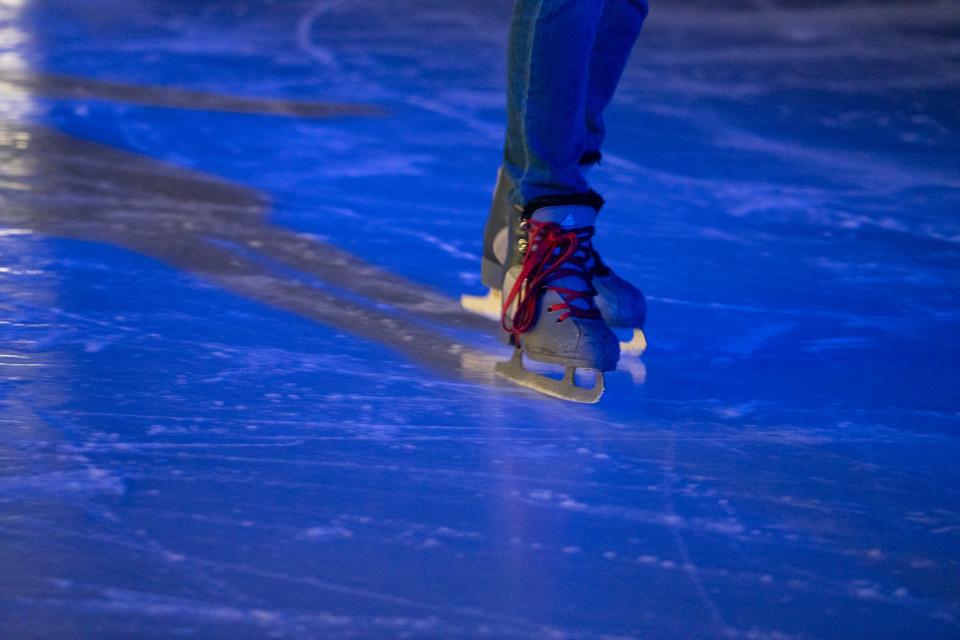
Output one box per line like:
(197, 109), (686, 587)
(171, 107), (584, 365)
(480, 255), (506, 290)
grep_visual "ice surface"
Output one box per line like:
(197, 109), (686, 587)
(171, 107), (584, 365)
(0, 1), (958, 638)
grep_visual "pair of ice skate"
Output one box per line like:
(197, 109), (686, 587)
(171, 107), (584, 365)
(462, 167), (647, 403)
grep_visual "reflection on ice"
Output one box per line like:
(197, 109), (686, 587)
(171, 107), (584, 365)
(0, 122), (512, 386)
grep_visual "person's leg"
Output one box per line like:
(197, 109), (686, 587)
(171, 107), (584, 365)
(468, 0), (648, 341)
(584, 0), (648, 158)
(469, 1), (650, 399)
(503, 0), (607, 204)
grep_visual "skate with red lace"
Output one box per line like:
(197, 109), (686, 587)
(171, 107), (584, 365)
(461, 165), (647, 356)
(496, 195), (620, 403)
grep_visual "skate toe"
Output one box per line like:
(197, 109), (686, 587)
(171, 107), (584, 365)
(594, 271), (647, 329)
(522, 317), (619, 371)
(573, 318), (620, 371)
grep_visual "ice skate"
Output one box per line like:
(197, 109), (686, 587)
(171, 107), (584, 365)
(496, 198), (620, 403)
(461, 166), (647, 355)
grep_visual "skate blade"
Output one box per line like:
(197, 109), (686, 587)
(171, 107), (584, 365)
(460, 288), (502, 322)
(495, 349), (604, 404)
(619, 328), (647, 356)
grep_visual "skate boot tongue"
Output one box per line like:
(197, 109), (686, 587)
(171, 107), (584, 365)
(529, 205), (597, 313)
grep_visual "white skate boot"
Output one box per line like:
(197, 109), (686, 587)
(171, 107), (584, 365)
(496, 197), (620, 403)
(462, 166), (647, 356)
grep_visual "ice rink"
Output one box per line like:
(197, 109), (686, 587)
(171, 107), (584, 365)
(1, 0), (958, 637)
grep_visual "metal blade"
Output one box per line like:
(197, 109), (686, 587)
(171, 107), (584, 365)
(460, 287), (502, 322)
(619, 328), (647, 356)
(495, 348), (604, 404)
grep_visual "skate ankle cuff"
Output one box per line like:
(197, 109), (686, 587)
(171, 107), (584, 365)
(522, 190), (604, 220)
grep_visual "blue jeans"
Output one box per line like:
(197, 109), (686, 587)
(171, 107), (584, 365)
(503, 0), (648, 205)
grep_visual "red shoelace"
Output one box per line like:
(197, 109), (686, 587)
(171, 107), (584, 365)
(502, 220), (601, 337)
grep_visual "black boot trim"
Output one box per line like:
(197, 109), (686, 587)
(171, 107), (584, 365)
(579, 151), (602, 166)
(590, 248), (612, 277)
(521, 190), (605, 219)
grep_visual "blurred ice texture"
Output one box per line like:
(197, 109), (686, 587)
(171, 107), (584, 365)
(0, 1), (958, 638)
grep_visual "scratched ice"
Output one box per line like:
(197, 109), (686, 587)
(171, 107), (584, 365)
(0, 1), (958, 638)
